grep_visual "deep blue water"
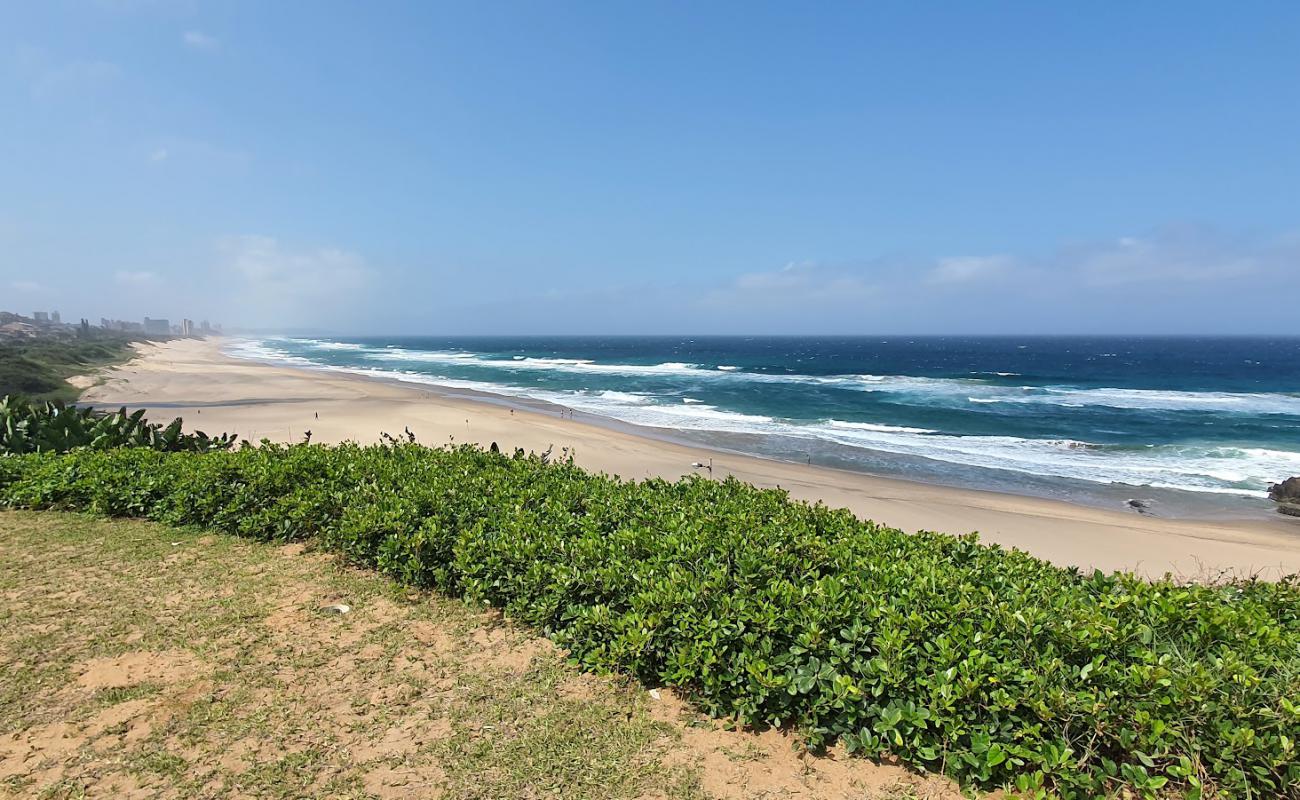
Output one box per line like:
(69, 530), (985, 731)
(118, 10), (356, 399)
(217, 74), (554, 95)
(231, 336), (1300, 515)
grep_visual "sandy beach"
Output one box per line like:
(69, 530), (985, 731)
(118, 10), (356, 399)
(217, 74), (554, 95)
(78, 338), (1300, 579)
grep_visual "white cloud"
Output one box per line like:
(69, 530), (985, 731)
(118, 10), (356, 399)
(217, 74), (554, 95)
(927, 255), (1014, 285)
(115, 270), (158, 285)
(149, 147), (169, 162)
(707, 260), (877, 310)
(919, 226), (1292, 293)
(1067, 227), (1267, 287)
(10, 280), (42, 292)
(681, 224), (1298, 333)
(181, 31), (219, 51)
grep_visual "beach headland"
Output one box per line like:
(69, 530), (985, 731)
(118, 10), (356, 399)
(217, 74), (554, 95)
(79, 337), (1300, 578)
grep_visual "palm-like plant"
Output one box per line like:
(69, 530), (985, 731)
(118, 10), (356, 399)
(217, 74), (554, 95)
(0, 395), (235, 454)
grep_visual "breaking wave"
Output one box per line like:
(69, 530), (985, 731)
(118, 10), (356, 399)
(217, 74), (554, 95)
(226, 337), (1300, 498)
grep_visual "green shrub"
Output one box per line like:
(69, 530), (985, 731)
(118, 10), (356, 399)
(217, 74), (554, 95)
(2, 441), (1297, 798)
(0, 395), (236, 454)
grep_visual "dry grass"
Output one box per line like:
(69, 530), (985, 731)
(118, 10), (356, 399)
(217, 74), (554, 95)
(0, 510), (967, 800)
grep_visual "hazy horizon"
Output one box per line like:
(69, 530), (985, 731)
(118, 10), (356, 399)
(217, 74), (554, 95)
(4, 2), (1299, 335)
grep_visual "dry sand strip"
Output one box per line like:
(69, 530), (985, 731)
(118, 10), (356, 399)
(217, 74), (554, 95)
(78, 337), (1300, 579)
(0, 511), (967, 800)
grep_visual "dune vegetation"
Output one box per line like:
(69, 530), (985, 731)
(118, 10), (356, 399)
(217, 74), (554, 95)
(1, 408), (1297, 797)
(0, 335), (142, 401)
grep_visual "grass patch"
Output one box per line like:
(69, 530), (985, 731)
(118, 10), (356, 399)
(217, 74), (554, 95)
(91, 683), (163, 707)
(0, 511), (710, 799)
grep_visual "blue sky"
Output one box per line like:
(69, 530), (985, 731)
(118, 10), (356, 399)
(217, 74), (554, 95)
(3, 1), (1298, 334)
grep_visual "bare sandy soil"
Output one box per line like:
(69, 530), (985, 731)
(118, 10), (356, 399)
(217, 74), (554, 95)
(78, 338), (1300, 578)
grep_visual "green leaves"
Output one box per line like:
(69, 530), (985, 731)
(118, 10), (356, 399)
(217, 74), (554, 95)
(2, 431), (1298, 798)
(0, 395), (236, 455)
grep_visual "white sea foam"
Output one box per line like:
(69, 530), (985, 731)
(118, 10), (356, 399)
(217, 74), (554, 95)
(301, 339), (367, 351)
(833, 374), (1300, 415)
(263, 340), (1300, 416)
(808, 422), (1297, 497)
(574, 394), (1296, 497)
(826, 420), (939, 435)
(366, 349), (476, 363)
(225, 339), (318, 366)
(595, 390), (654, 405)
(226, 338), (1300, 497)
(366, 347), (704, 377)
(979, 386), (1300, 415)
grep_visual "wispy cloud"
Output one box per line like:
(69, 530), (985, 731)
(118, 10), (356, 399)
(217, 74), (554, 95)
(920, 225), (1293, 292)
(927, 255), (1014, 285)
(216, 235), (375, 326)
(142, 138), (250, 168)
(15, 46), (122, 100)
(181, 30), (219, 51)
(679, 224), (1298, 333)
(1065, 226), (1269, 287)
(115, 270), (158, 285)
(10, 280), (43, 292)
(706, 260), (878, 310)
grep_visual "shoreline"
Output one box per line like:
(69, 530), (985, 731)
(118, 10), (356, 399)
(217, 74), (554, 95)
(78, 337), (1300, 578)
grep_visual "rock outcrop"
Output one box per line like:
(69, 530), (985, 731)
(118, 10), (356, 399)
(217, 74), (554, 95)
(1268, 476), (1300, 517)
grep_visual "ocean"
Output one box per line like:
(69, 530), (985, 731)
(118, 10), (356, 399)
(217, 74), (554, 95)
(229, 336), (1300, 519)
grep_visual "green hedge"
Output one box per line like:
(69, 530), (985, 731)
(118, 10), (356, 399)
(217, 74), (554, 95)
(2, 442), (1297, 798)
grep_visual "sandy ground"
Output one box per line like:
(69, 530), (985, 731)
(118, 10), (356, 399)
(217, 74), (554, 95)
(79, 338), (1300, 579)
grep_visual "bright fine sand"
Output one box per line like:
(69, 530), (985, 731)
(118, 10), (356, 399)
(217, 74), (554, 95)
(79, 338), (1300, 579)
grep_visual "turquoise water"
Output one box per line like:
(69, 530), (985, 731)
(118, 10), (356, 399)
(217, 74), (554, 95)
(230, 336), (1300, 516)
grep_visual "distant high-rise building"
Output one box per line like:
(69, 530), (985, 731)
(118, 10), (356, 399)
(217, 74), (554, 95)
(200, 319), (211, 334)
(33, 311), (49, 323)
(101, 318), (143, 332)
(143, 317), (170, 335)
(50, 311), (61, 324)
(181, 319), (194, 336)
